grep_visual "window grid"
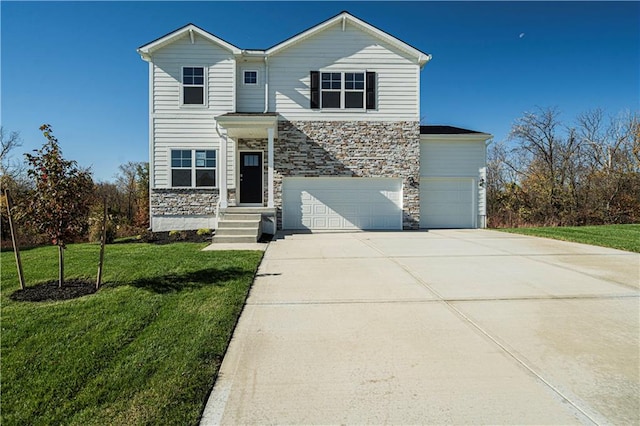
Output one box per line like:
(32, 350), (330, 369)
(182, 66), (205, 105)
(320, 71), (365, 109)
(171, 149), (217, 188)
(243, 70), (258, 85)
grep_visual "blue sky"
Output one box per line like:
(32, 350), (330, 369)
(2, 1), (638, 182)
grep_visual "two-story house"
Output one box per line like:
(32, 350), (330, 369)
(137, 11), (492, 241)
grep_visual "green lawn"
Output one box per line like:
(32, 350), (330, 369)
(1, 242), (263, 425)
(498, 224), (640, 253)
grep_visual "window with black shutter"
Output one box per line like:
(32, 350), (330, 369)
(311, 71), (376, 110)
(366, 72), (376, 110)
(310, 71), (320, 109)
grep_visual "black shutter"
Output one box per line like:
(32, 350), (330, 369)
(310, 71), (320, 109)
(366, 72), (376, 110)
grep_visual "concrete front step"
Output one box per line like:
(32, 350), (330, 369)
(221, 213), (262, 221)
(218, 220), (260, 229)
(223, 207), (274, 214)
(212, 235), (259, 244)
(214, 207), (274, 244)
(216, 227), (260, 236)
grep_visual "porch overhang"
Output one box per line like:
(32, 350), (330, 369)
(216, 113), (277, 210)
(216, 113), (279, 139)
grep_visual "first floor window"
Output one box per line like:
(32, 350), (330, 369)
(195, 150), (216, 186)
(171, 149), (216, 187)
(171, 150), (192, 187)
(183, 67), (205, 105)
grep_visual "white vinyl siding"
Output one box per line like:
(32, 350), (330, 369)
(282, 177), (403, 230)
(236, 63), (266, 113)
(152, 116), (236, 188)
(151, 34), (235, 114)
(267, 22), (419, 121)
(419, 138), (488, 229)
(420, 140), (486, 177)
(150, 33), (237, 189)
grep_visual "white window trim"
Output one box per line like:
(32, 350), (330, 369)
(180, 66), (207, 108)
(319, 70), (367, 111)
(242, 69), (259, 86)
(169, 149), (218, 188)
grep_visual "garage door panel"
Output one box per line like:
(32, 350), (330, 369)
(420, 178), (475, 229)
(283, 177), (402, 230)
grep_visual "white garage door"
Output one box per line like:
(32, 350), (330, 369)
(282, 177), (402, 230)
(420, 178), (475, 228)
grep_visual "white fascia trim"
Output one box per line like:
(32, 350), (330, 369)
(265, 12), (431, 65)
(138, 24), (242, 58)
(420, 133), (494, 142)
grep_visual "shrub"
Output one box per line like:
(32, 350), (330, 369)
(88, 220), (116, 244)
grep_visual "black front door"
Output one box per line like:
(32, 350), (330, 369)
(239, 152), (263, 204)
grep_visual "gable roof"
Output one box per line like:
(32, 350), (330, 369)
(265, 11), (431, 67)
(137, 23), (241, 60)
(137, 12), (431, 67)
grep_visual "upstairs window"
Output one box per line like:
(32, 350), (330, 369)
(310, 71), (376, 110)
(344, 72), (365, 109)
(243, 70), (258, 85)
(182, 67), (205, 105)
(171, 149), (216, 187)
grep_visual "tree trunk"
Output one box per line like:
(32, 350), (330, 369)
(4, 190), (25, 289)
(96, 198), (107, 290)
(58, 245), (64, 288)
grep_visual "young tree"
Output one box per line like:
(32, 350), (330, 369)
(24, 125), (94, 287)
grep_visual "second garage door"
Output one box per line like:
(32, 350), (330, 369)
(420, 177), (475, 228)
(282, 177), (402, 230)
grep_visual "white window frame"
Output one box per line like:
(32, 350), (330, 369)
(243, 69), (259, 86)
(181, 66), (207, 107)
(170, 149), (218, 188)
(319, 70), (366, 111)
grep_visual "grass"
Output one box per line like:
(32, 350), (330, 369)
(498, 224), (640, 253)
(1, 242), (264, 425)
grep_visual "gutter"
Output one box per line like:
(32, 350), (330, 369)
(263, 56), (269, 113)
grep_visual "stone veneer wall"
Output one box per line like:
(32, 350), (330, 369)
(275, 120), (421, 229)
(151, 188), (219, 216)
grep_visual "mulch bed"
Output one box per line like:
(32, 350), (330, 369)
(10, 279), (98, 302)
(139, 230), (212, 244)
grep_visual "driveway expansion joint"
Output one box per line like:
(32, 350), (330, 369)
(356, 233), (604, 425)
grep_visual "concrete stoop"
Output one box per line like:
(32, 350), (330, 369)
(212, 207), (271, 244)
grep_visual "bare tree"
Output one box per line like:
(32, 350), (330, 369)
(0, 127), (23, 177)
(116, 161), (144, 224)
(489, 107), (639, 227)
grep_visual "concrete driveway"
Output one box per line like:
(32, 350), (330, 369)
(201, 230), (639, 425)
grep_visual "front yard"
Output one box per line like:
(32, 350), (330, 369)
(1, 242), (263, 425)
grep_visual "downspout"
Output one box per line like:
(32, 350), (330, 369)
(263, 56), (269, 113)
